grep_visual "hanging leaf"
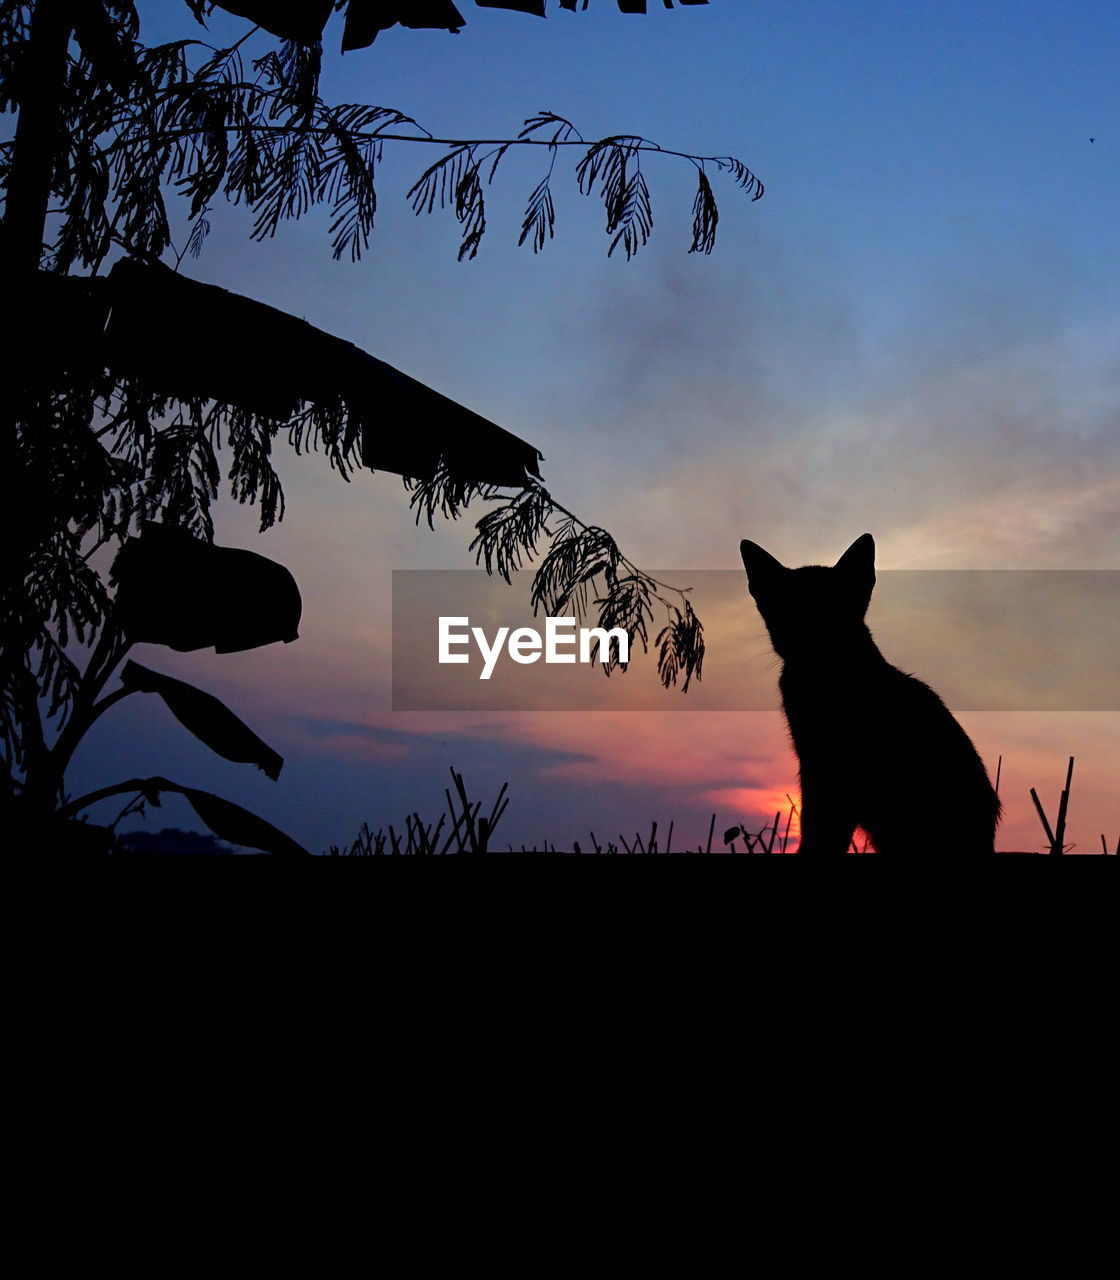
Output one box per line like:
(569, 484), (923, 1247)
(120, 660), (283, 779)
(519, 176), (556, 253)
(59, 777), (307, 855)
(177, 785), (308, 855)
(210, 2), (334, 45)
(655, 599), (704, 691)
(689, 167), (718, 254)
(112, 778), (309, 854)
(342, 1), (466, 51)
(112, 522), (302, 653)
(102, 259), (543, 489)
(608, 168), (653, 260)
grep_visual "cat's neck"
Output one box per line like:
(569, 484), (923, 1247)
(778, 623), (886, 672)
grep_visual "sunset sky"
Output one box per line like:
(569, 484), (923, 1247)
(67, 0), (1118, 852)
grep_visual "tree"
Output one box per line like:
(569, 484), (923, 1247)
(0, 0), (762, 851)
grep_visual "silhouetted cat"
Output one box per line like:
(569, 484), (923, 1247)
(740, 533), (1000, 854)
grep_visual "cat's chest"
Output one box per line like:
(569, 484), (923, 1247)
(778, 662), (915, 739)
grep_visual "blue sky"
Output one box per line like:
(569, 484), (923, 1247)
(68, 1), (1118, 851)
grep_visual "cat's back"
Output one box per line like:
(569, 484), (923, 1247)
(781, 654), (981, 762)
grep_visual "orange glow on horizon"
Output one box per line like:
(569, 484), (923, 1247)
(704, 786), (801, 851)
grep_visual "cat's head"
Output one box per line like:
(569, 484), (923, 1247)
(740, 534), (876, 658)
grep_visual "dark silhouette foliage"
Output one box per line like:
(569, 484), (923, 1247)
(194, 2), (713, 53)
(1, 0), (751, 850)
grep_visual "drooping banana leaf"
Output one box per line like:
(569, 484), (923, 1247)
(120, 660), (283, 779)
(174, 784), (309, 855)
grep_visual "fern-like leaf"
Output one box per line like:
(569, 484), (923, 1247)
(519, 175), (556, 253)
(655, 600), (705, 692)
(608, 168), (653, 260)
(689, 166), (717, 254)
(469, 486), (555, 584)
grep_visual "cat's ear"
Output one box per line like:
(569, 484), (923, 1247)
(740, 540), (786, 594)
(835, 533), (876, 585)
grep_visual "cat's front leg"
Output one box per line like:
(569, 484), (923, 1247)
(797, 773), (856, 856)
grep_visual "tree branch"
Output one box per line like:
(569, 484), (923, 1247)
(2, 0), (73, 270)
